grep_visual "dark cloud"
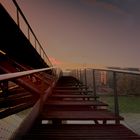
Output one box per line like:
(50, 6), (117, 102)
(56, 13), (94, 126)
(80, 0), (129, 16)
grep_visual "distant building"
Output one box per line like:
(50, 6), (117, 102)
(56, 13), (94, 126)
(123, 68), (140, 71)
(106, 71), (113, 88)
(107, 67), (121, 70)
(95, 70), (101, 86)
(100, 71), (107, 85)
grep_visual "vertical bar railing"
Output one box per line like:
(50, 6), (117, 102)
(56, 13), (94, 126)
(92, 69), (97, 99)
(28, 27), (30, 41)
(12, 0), (52, 67)
(74, 69), (76, 79)
(76, 69), (78, 80)
(34, 39), (37, 49)
(80, 69), (82, 83)
(84, 69), (87, 88)
(16, 9), (20, 27)
(70, 68), (140, 124)
(113, 71), (120, 124)
(76, 69), (79, 86)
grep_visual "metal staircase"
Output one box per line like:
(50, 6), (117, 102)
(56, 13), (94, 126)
(21, 76), (140, 140)
(0, 1), (140, 140)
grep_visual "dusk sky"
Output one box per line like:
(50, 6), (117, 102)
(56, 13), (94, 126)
(2, 0), (140, 69)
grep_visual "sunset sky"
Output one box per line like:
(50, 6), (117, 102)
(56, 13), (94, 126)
(1, 0), (140, 69)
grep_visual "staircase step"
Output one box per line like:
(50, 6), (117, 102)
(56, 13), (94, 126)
(54, 86), (87, 90)
(45, 100), (107, 107)
(53, 89), (92, 93)
(22, 124), (140, 140)
(49, 94), (99, 100)
(41, 110), (124, 121)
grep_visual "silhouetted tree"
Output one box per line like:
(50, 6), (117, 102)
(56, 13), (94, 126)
(117, 74), (140, 96)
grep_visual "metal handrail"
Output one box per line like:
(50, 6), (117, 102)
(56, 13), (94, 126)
(73, 67), (140, 124)
(78, 67), (140, 75)
(11, 0), (52, 67)
(93, 68), (140, 75)
(0, 67), (56, 82)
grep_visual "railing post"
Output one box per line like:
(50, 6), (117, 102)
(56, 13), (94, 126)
(40, 48), (42, 58)
(113, 71), (120, 124)
(0, 81), (9, 97)
(75, 69), (77, 79)
(16, 8), (20, 27)
(77, 69), (80, 81)
(78, 69), (80, 80)
(76, 69), (79, 80)
(35, 39), (37, 49)
(28, 27), (30, 41)
(42, 51), (45, 60)
(84, 68), (87, 90)
(52, 68), (56, 76)
(80, 69), (82, 83)
(92, 69), (97, 99)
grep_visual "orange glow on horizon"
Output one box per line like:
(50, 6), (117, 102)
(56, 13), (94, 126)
(49, 56), (62, 66)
